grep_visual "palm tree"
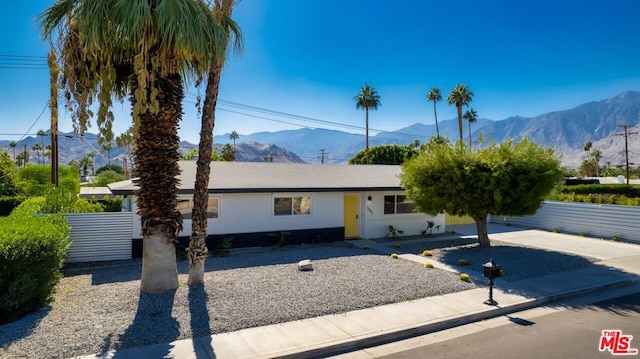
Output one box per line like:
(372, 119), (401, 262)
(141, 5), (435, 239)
(354, 84), (381, 164)
(37, 129), (46, 157)
(32, 143), (43, 165)
(9, 141), (17, 162)
(583, 141), (592, 157)
(591, 149), (603, 177)
(41, 0), (229, 293)
(101, 141), (113, 165)
(188, 0), (242, 285)
(116, 128), (134, 179)
(463, 108), (478, 148)
(426, 87), (442, 137)
(447, 84), (474, 142)
(229, 130), (239, 149)
(45, 144), (52, 165)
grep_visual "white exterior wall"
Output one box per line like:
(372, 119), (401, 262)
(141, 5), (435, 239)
(130, 192), (344, 239)
(359, 191), (445, 239)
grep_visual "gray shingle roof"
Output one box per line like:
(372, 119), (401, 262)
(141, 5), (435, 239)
(108, 161), (404, 195)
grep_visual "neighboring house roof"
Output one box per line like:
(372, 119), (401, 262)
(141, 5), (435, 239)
(108, 161), (404, 195)
(79, 186), (113, 199)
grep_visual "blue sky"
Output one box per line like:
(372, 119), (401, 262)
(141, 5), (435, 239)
(1, 0), (640, 143)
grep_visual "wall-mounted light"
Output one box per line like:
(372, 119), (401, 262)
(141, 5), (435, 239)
(367, 195), (372, 201)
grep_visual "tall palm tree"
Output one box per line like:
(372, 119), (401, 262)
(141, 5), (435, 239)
(41, 0), (229, 294)
(463, 108), (478, 148)
(354, 83), (381, 164)
(45, 144), (52, 165)
(116, 128), (134, 179)
(591, 149), (602, 177)
(188, 0), (242, 285)
(583, 141), (592, 157)
(37, 129), (46, 156)
(9, 141), (17, 162)
(426, 87), (442, 137)
(447, 84), (474, 142)
(32, 143), (43, 165)
(229, 130), (239, 149)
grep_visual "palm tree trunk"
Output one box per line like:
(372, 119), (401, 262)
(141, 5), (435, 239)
(468, 120), (472, 148)
(457, 105), (463, 141)
(135, 73), (184, 294)
(433, 102), (439, 137)
(365, 108), (370, 164)
(474, 215), (491, 247)
(188, 62), (223, 285)
(188, 0), (237, 285)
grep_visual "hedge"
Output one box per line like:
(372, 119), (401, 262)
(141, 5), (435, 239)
(0, 195), (25, 217)
(557, 184), (635, 195)
(0, 198), (70, 324)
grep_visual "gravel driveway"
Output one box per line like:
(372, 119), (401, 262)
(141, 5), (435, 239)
(0, 239), (599, 359)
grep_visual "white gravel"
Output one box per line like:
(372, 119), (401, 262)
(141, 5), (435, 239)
(0, 243), (478, 359)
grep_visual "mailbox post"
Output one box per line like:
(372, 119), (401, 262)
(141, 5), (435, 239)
(482, 259), (501, 306)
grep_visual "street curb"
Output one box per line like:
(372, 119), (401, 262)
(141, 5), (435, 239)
(270, 277), (637, 359)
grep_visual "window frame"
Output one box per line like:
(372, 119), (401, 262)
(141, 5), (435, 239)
(176, 196), (220, 220)
(383, 194), (416, 215)
(273, 194), (313, 217)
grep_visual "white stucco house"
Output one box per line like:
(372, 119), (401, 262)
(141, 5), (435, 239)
(108, 161), (444, 255)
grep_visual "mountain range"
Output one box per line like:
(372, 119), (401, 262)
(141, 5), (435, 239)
(2, 91), (640, 169)
(214, 91), (640, 167)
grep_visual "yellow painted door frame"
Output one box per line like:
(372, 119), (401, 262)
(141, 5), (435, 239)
(343, 194), (359, 238)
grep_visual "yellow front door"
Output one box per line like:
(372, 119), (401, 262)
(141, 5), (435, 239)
(343, 194), (359, 238)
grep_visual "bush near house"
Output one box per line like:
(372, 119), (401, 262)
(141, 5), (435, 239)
(556, 184), (635, 195)
(0, 198), (71, 324)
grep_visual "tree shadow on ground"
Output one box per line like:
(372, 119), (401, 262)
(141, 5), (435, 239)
(110, 289), (180, 358)
(426, 241), (598, 282)
(188, 284), (215, 357)
(0, 305), (51, 349)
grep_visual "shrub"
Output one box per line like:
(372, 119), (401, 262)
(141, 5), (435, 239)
(552, 228), (559, 233)
(424, 262), (434, 268)
(612, 236), (620, 242)
(0, 199), (70, 324)
(41, 187), (103, 214)
(458, 259), (470, 266)
(557, 184), (633, 195)
(460, 273), (470, 282)
(422, 250), (432, 256)
(580, 232), (587, 237)
(390, 253), (399, 259)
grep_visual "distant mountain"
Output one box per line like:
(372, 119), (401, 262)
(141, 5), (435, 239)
(179, 140), (306, 163)
(478, 91), (640, 167)
(4, 91), (640, 168)
(214, 91), (640, 167)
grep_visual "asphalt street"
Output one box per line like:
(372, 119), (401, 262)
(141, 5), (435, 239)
(376, 292), (640, 359)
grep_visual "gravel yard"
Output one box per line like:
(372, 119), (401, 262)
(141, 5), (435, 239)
(0, 239), (600, 359)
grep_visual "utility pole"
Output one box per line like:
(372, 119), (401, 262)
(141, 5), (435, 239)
(616, 124), (638, 185)
(318, 149), (328, 164)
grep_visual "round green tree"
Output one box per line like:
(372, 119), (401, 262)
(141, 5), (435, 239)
(349, 144), (419, 165)
(400, 139), (562, 247)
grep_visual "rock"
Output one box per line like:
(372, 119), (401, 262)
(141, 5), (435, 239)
(298, 259), (313, 271)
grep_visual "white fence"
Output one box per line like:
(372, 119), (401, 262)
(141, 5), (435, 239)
(492, 201), (640, 243)
(65, 212), (133, 263)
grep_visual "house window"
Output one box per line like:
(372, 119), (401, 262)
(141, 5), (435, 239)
(177, 197), (219, 219)
(274, 196), (311, 216)
(384, 195), (415, 215)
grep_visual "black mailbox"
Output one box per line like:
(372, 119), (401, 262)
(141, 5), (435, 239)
(482, 259), (501, 280)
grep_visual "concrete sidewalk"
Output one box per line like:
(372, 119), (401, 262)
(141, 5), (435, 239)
(76, 225), (640, 359)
